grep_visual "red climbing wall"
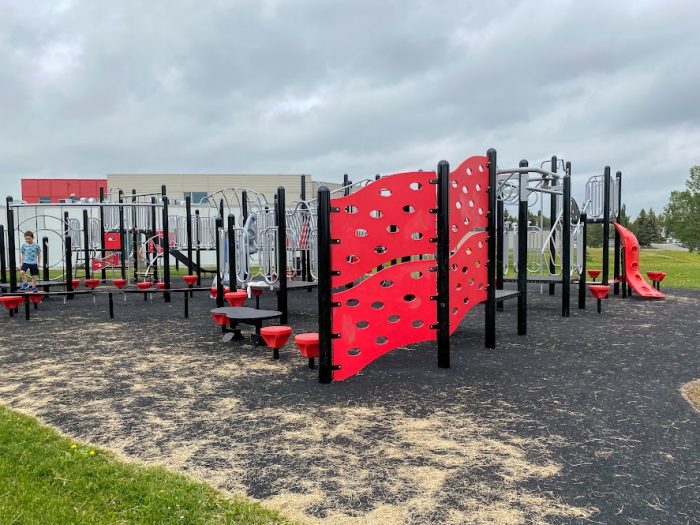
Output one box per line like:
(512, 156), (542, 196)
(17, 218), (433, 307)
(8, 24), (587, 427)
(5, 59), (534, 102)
(327, 156), (490, 381)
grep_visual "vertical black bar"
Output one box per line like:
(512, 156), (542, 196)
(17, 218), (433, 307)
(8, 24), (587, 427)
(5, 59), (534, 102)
(276, 187), (288, 324)
(562, 163), (571, 317)
(161, 185), (171, 302)
(227, 214), (236, 290)
(496, 198), (504, 311)
(300, 175), (309, 282)
(82, 209), (90, 279)
(25, 297), (30, 320)
(241, 191), (249, 224)
(65, 236), (74, 299)
(549, 156), (557, 295)
(109, 292), (114, 318)
(184, 290), (189, 318)
(579, 213), (587, 309)
(622, 244), (627, 298)
(613, 171), (622, 294)
(436, 160), (450, 367)
(42, 237), (49, 293)
(343, 174), (350, 196)
(215, 216), (224, 308)
(219, 199), (224, 222)
(195, 209), (202, 286)
(185, 196), (194, 275)
(6, 198), (17, 292)
(517, 160), (528, 335)
(485, 149), (497, 349)
(99, 187), (107, 282)
(0, 225), (6, 284)
(151, 197), (159, 282)
(602, 166), (611, 286)
(118, 191), (126, 280)
(132, 190), (139, 281)
(317, 187), (333, 384)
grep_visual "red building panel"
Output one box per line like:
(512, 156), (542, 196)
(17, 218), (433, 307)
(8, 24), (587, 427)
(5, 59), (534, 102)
(21, 178), (107, 203)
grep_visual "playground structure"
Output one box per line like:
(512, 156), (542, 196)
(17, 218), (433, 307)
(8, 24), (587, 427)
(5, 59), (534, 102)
(1, 148), (668, 382)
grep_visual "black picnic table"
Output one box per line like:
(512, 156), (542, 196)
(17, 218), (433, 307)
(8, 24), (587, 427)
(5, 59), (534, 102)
(210, 306), (282, 343)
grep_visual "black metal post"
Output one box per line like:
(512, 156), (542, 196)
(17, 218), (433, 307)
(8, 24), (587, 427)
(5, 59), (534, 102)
(0, 225), (6, 284)
(300, 175), (309, 282)
(485, 149), (497, 349)
(82, 209), (90, 279)
(613, 171), (622, 294)
(99, 187), (107, 282)
(42, 237), (50, 293)
(6, 198), (17, 292)
(161, 185), (171, 302)
(436, 160), (450, 367)
(132, 190), (139, 281)
(317, 187), (333, 384)
(579, 213), (587, 309)
(562, 163), (571, 317)
(496, 198), (504, 311)
(65, 236), (74, 300)
(185, 196), (194, 276)
(118, 191), (126, 280)
(549, 156), (558, 295)
(195, 209), (202, 286)
(517, 160), (528, 335)
(602, 166), (611, 286)
(343, 174), (350, 196)
(276, 187), (288, 324)
(215, 216), (224, 308)
(184, 290), (189, 318)
(227, 214), (236, 290)
(109, 292), (114, 318)
(241, 190), (249, 224)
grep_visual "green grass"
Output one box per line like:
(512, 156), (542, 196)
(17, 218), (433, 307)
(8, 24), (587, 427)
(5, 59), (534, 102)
(0, 405), (291, 525)
(586, 248), (700, 289)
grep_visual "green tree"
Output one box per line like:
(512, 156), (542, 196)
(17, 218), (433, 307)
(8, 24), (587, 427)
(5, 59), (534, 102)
(664, 166), (700, 251)
(619, 204), (631, 227)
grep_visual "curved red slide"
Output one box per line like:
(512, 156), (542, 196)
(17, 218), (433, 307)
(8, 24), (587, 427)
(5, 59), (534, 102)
(613, 223), (664, 298)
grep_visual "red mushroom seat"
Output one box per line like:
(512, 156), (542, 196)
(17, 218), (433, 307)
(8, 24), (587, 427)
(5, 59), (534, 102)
(589, 284), (610, 300)
(183, 275), (198, 286)
(71, 279), (81, 289)
(587, 269), (602, 280)
(156, 282), (166, 290)
(210, 286), (231, 299)
(0, 296), (24, 311)
(260, 326), (292, 360)
(28, 292), (46, 305)
(211, 312), (229, 326)
(224, 291), (248, 307)
(137, 281), (153, 291)
(112, 279), (127, 289)
(646, 271), (666, 282)
(295, 333), (320, 369)
(85, 278), (100, 289)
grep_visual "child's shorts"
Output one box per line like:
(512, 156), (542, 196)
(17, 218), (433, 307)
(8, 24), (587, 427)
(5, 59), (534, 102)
(21, 263), (39, 276)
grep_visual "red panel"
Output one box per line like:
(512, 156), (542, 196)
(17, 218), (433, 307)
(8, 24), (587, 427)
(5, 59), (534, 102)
(51, 180), (69, 196)
(448, 231), (488, 334)
(329, 171), (436, 287)
(331, 259), (436, 381)
(448, 156), (490, 248)
(104, 232), (121, 250)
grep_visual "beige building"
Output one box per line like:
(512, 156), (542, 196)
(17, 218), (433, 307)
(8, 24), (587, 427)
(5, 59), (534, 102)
(107, 173), (324, 203)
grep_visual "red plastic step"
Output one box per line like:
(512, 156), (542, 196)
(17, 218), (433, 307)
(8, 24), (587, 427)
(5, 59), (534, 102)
(183, 275), (198, 286)
(224, 291), (247, 307)
(28, 292), (45, 305)
(71, 279), (81, 289)
(156, 282), (166, 290)
(587, 269), (602, 280)
(137, 281), (153, 291)
(294, 333), (320, 358)
(646, 271), (666, 282)
(211, 312), (228, 326)
(589, 284), (610, 300)
(85, 278), (100, 289)
(112, 279), (127, 289)
(0, 296), (24, 310)
(260, 326), (293, 349)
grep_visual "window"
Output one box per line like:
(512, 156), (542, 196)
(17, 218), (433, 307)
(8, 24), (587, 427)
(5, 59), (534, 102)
(39, 196), (52, 203)
(184, 191), (208, 204)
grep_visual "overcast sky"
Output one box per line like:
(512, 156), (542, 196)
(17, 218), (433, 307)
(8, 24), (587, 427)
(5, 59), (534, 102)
(1, 0), (698, 216)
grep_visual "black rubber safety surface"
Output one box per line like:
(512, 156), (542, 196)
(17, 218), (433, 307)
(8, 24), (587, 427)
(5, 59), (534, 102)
(0, 283), (698, 524)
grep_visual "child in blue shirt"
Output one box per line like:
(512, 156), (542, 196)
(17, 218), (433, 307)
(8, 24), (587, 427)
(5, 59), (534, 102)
(19, 231), (42, 292)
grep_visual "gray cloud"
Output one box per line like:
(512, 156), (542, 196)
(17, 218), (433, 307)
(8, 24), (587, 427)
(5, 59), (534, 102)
(1, 0), (699, 215)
